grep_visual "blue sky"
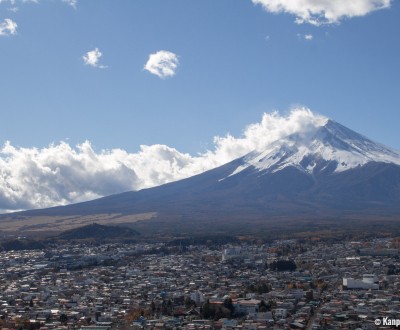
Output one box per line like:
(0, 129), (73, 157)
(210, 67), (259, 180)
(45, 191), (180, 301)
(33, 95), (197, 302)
(0, 0), (399, 211)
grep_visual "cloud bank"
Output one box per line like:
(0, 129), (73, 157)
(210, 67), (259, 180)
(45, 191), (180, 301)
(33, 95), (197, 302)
(0, 18), (17, 36)
(82, 48), (107, 68)
(0, 108), (327, 211)
(252, 0), (392, 25)
(144, 50), (179, 79)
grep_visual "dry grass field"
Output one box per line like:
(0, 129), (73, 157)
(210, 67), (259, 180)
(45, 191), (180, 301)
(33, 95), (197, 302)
(0, 212), (157, 234)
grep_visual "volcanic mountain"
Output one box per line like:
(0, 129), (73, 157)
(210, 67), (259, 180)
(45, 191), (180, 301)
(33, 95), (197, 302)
(2, 119), (400, 235)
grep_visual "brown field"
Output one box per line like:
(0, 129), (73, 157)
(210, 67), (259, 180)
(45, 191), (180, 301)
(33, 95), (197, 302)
(0, 212), (157, 234)
(1, 209), (400, 240)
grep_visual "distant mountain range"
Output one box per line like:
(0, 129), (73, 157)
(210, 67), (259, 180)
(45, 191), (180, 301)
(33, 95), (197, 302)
(1, 119), (400, 236)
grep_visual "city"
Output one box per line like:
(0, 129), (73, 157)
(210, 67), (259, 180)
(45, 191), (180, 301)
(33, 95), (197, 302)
(1, 236), (400, 329)
(1, 1), (400, 330)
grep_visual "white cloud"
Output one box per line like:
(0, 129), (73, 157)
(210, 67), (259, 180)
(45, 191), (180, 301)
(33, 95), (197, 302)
(297, 33), (313, 41)
(252, 0), (392, 25)
(0, 18), (17, 36)
(0, 141), (139, 210)
(0, 108), (328, 211)
(0, 0), (39, 4)
(144, 50), (179, 79)
(0, 0), (37, 9)
(63, 0), (77, 9)
(82, 48), (107, 68)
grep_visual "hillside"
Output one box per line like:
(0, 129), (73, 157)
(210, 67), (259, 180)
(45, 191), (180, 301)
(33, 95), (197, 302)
(1, 119), (400, 236)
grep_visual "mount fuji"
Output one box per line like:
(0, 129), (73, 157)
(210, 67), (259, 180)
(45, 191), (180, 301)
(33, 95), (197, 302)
(2, 118), (400, 235)
(230, 119), (400, 177)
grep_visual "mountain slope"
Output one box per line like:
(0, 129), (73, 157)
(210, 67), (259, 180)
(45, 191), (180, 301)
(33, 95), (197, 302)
(2, 119), (400, 235)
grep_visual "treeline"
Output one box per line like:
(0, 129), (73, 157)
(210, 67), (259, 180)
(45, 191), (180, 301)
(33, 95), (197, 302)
(268, 259), (297, 271)
(0, 239), (46, 251)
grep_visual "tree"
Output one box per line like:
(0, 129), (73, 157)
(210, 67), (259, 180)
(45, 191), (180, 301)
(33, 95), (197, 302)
(167, 299), (173, 314)
(59, 314), (68, 324)
(259, 300), (270, 312)
(223, 297), (234, 315)
(269, 260), (296, 271)
(202, 300), (212, 319)
(185, 297), (196, 308)
(387, 264), (396, 275)
(125, 308), (151, 323)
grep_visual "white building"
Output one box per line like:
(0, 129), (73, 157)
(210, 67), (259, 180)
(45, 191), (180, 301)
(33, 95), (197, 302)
(234, 299), (260, 315)
(343, 275), (379, 290)
(222, 248), (242, 261)
(190, 291), (205, 305)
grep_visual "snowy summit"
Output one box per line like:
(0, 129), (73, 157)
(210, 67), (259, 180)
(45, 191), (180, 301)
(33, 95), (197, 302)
(229, 119), (400, 178)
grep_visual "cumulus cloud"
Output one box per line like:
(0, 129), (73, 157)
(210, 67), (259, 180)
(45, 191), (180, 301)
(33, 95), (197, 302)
(82, 48), (107, 68)
(0, 108), (327, 211)
(0, 18), (17, 36)
(0, 141), (139, 211)
(144, 50), (179, 79)
(252, 0), (392, 25)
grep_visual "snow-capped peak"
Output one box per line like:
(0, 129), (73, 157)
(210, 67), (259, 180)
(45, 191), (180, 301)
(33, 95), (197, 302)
(229, 119), (400, 177)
